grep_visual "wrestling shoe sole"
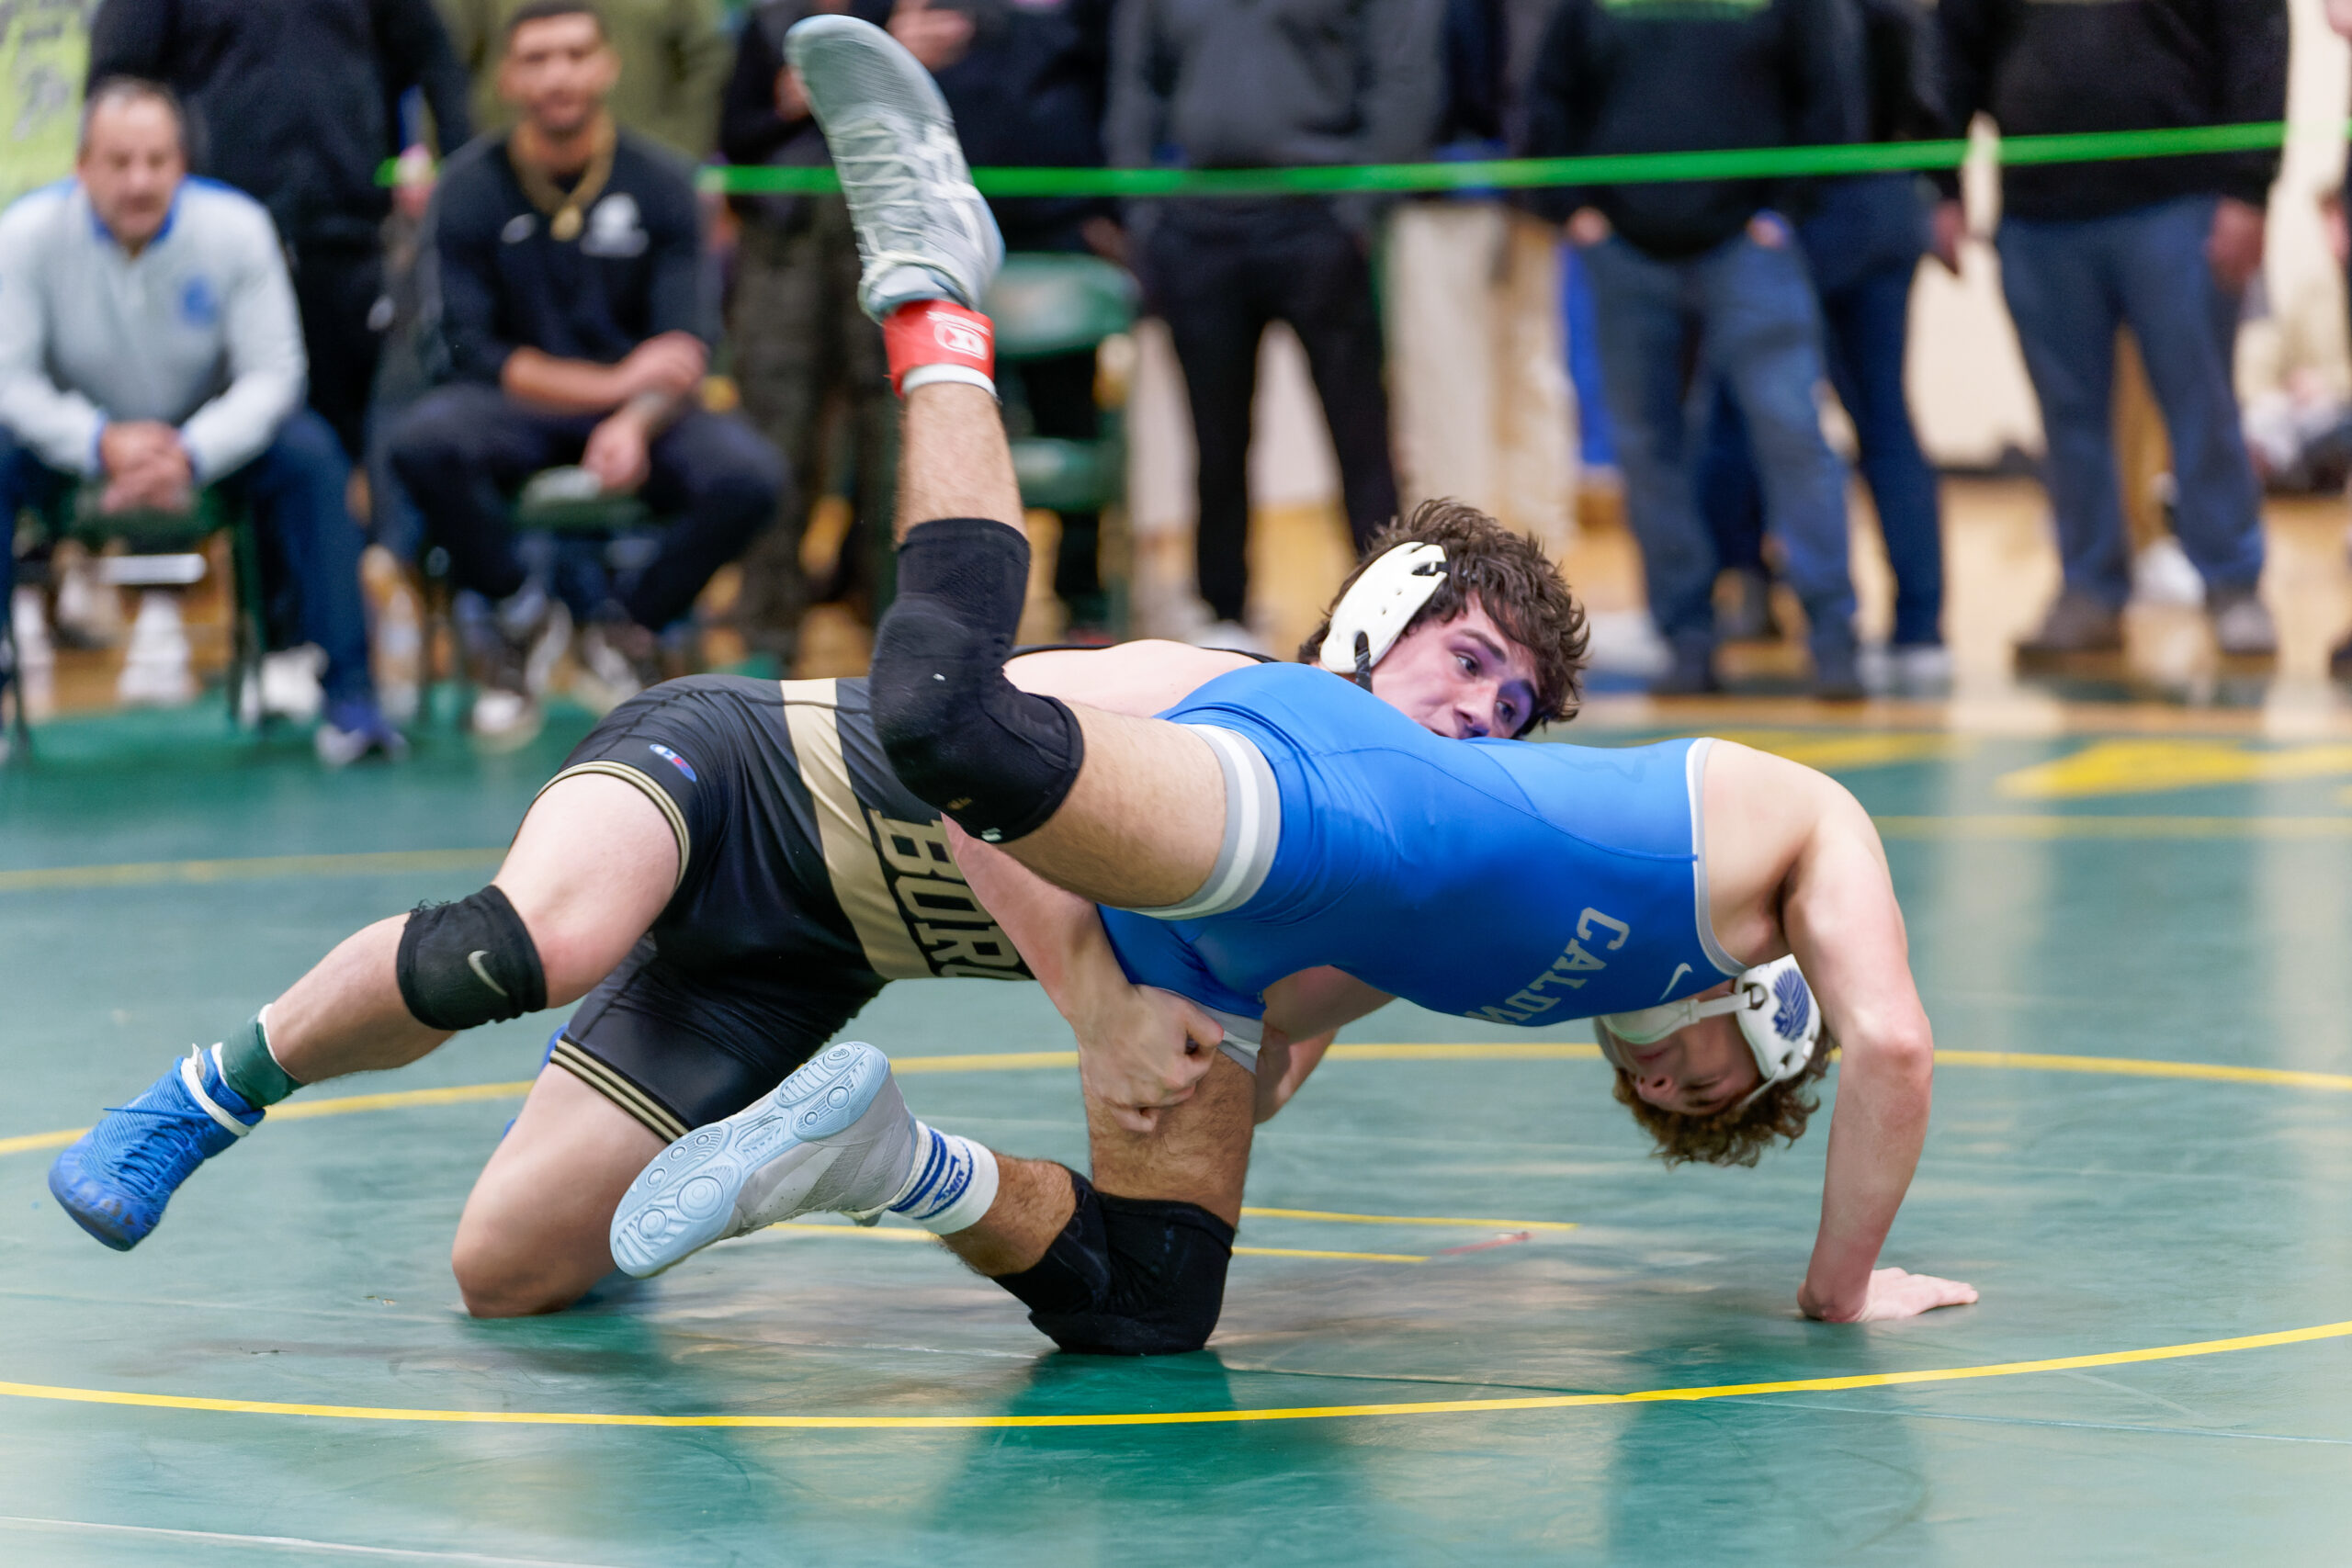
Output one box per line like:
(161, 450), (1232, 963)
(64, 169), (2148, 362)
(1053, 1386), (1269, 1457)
(608, 1042), (899, 1279)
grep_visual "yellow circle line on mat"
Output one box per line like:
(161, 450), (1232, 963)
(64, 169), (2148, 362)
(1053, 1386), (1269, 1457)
(9, 1044), (2350, 1158)
(8, 813), (2351, 894)
(3, 1319), (2346, 1429)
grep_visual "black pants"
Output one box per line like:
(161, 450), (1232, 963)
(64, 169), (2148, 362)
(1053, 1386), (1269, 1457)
(388, 385), (785, 630)
(1013, 348), (1104, 615)
(290, 243), (388, 463)
(1145, 199), (1397, 623)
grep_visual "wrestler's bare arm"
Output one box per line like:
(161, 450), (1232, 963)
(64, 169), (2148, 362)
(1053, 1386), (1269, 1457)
(1705, 745), (1973, 1322)
(1004, 642), (1254, 713)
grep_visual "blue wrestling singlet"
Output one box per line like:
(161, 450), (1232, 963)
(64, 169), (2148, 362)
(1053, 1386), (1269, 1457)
(1096, 663), (1745, 1032)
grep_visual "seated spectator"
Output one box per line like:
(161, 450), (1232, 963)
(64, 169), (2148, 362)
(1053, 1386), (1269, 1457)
(392, 0), (782, 739)
(439, 0), (731, 158)
(0, 79), (399, 764)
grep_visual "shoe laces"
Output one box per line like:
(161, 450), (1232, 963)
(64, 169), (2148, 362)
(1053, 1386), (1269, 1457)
(831, 120), (983, 262)
(93, 1101), (220, 1201)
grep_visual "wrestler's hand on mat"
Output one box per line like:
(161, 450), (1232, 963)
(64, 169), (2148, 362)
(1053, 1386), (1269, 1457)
(1801, 1268), (1978, 1323)
(1074, 983), (1226, 1134)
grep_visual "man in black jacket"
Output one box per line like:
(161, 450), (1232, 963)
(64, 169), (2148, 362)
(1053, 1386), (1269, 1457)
(88, 0), (474, 462)
(1523, 0), (1867, 699)
(1106, 0), (1441, 651)
(1939, 0), (2288, 662)
(390, 1), (782, 739)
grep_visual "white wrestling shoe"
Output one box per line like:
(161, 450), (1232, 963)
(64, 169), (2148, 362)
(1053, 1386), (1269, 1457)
(608, 1042), (919, 1279)
(785, 14), (1002, 319)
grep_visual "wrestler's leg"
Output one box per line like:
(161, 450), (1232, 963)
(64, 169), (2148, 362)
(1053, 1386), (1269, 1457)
(888, 383), (1228, 909)
(266, 772), (679, 1083)
(449, 1065), (664, 1317)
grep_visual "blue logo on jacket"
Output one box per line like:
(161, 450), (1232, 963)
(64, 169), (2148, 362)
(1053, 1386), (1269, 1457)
(178, 276), (219, 328)
(648, 742), (697, 782)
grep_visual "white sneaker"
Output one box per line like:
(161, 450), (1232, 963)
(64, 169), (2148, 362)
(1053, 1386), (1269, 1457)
(257, 645), (326, 723)
(115, 592), (196, 706)
(2132, 536), (2204, 609)
(54, 557), (123, 648)
(608, 1042), (918, 1279)
(786, 15), (1004, 319)
(1860, 642), (1952, 697)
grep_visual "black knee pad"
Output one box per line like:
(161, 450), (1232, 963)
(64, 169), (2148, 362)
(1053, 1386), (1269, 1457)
(395, 886), (548, 1032)
(993, 1170), (1235, 1356)
(868, 517), (1083, 844)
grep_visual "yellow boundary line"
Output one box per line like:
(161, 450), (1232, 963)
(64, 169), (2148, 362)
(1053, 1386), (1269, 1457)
(9, 1044), (2350, 1158)
(9, 813), (2352, 895)
(9, 1047), (2352, 1428)
(3, 1320), (2345, 1429)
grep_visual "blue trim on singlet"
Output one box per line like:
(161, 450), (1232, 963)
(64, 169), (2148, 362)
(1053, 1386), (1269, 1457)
(1097, 663), (1741, 1025)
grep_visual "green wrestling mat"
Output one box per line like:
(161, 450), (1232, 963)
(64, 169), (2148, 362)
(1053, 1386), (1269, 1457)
(4, 705), (2350, 1564)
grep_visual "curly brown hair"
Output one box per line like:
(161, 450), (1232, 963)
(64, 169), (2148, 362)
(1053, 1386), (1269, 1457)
(1297, 499), (1589, 734)
(1599, 1023), (1839, 1168)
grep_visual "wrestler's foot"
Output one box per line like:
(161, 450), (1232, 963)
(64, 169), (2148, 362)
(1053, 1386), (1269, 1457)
(48, 1047), (262, 1250)
(608, 1042), (918, 1278)
(786, 14), (1001, 318)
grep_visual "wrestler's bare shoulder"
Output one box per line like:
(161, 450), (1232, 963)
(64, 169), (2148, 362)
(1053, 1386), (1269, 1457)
(1699, 739), (1879, 957)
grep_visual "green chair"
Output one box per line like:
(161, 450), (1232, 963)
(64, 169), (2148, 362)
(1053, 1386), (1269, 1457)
(6, 485), (266, 755)
(983, 254), (1139, 632)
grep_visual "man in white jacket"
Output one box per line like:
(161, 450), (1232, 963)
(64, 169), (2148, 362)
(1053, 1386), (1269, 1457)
(0, 77), (398, 762)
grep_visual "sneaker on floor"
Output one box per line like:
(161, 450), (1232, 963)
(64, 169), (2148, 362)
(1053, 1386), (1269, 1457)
(315, 696), (410, 768)
(1860, 641), (1953, 698)
(468, 590), (568, 746)
(115, 590), (196, 706)
(1811, 641), (1867, 703)
(48, 1047), (263, 1251)
(1187, 619), (1270, 658)
(609, 1041), (918, 1278)
(2015, 591), (2123, 662)
(2207, 587), (2278, 659)
(1649, 640), (1721, 697)
(571, 616), (663, 716)
(786, 14), (1003, 319)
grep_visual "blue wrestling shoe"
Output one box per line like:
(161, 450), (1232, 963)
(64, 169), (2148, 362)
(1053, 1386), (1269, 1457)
(48, 1047), (262, 1251)
(609, 1042), (918, 1278)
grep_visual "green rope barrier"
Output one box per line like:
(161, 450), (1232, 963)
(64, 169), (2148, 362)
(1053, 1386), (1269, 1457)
(378, 118), (2306, 197)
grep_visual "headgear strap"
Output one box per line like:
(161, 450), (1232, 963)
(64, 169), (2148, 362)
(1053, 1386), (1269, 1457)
(1597, 955), (1822, 1112)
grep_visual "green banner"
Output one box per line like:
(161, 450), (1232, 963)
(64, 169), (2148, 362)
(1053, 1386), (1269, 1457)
(0, 0), (89, 209)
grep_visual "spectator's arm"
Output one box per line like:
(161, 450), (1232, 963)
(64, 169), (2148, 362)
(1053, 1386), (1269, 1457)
(85, 0), (171, 87)
(1931, 0), (1998, 202)
(378, 0), (476, 152)
(1351, 0), (1446, 164)
(427, 164), (522, 385)
(175, 209), (307, 481)
(1102, 0), (1164, 168)
(671, 0), (732, 158)
(2212, 0), (2290, 208)
(0, 212), (107, 475)
(644, 167), (711, 346)
(719, 6), (802, 166)
(1517, 0), (1590, 225)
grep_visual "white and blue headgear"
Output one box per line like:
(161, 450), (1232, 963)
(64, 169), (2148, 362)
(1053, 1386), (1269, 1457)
(1318, 542), (1450, 690)
(1595, 955), (1823, 1112)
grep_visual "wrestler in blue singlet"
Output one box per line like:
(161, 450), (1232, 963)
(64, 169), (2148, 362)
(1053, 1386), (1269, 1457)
(1097, 663), (1746, 1052)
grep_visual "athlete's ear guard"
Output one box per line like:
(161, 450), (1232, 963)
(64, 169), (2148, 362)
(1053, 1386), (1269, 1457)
(1596, 955), (1822, 1111)
(1318, 542), (1449, 689)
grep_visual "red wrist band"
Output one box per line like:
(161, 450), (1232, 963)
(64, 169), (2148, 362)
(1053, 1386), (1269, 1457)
(884, 299), (997, 397)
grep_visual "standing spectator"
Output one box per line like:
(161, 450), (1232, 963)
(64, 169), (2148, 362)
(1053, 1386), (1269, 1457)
(0, 81), (401, 762)
(1106, 0), (1439, 651)
(87, 0), (474, 465)
(897, 0), (1121, 634)
(440, 0), (731, 158)
(391, 0), (781, 739)
(1524, 0), (1866, 698)
(720, 0), (893, 668)
(1939, 0), (2288, 661)
(1697, 0), (1951, 694)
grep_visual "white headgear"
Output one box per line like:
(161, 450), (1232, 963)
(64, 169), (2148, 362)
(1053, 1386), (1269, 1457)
(1318, 542), (1450, 689)
(1596, 955), (1822, 1111)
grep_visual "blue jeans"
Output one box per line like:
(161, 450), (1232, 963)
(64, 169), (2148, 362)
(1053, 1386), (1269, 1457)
(0, 411), (376, 705)
(1699, 176), (1945, 647)
(1996, 196), (2263, 607)
(1580, 228), (1855, 661)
